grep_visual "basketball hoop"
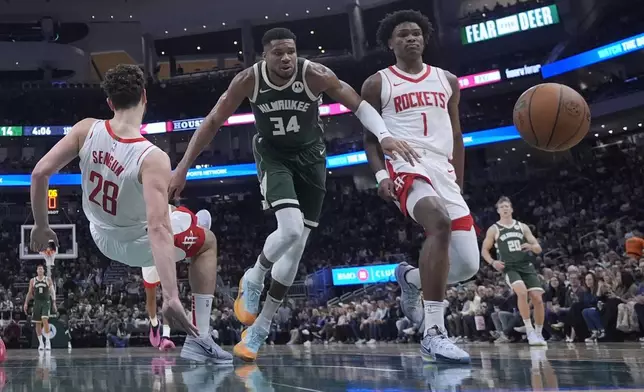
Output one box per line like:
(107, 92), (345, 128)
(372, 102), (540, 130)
(40, 249), (56, 268)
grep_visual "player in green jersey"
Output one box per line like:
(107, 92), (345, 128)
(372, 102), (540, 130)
(169, 27), (418, 362)
(482, 196), (546, 346)
(23, 264), (56, 350)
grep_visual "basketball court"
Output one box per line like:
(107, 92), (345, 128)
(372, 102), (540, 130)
(1, 343), (644, 391)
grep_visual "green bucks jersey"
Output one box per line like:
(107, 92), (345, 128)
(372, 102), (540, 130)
(33, 277), (50, 302)
(249, 58), (324, 153)
(494, 220), (532, 270)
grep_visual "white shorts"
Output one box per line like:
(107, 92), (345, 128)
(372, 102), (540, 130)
(142, 265), (161, 288)
(90, 205), (206, 272)
(386, 149), (471, 227)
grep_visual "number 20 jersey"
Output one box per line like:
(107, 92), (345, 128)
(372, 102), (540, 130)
(79, 120), (159, 242)
(379, 64), (454, 159)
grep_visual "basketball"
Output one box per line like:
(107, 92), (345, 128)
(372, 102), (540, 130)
(512, 83), (591, 151)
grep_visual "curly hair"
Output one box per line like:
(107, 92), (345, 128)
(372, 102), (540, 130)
(101, 64), (145, 110)
(376, 10), (433, 50)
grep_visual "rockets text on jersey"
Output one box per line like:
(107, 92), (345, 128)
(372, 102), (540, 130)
(78, 120), (160, 242)
(379, 64), (454, 159)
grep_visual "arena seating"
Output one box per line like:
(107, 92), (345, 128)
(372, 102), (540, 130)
(1, 132), (642, 348)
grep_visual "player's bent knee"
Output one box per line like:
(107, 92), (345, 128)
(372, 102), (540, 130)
(280, 222), (304, 243)
(414, 197), (451, 236)
(275, 208), (305, 242)
(514, 285), (528, 297)
(529, 291), (544, 304)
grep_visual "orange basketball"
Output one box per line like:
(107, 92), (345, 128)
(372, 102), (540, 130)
(512, 83), (591, 151)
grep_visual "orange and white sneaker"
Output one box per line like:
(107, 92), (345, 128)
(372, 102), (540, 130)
(159, 337), (175, 351)
(233, 325), (269, 362)
(234, 271), (263, 326)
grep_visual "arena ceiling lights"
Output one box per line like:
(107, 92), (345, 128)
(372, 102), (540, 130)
(1, 0), (399, 38)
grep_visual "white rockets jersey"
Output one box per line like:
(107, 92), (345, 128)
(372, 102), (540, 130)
(78, 120), (159, 241)
(379, 64), (454, 159)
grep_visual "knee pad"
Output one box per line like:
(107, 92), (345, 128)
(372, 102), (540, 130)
(275, 208), (304, 243)
(270, 227), (311, 287)
(447, 227), (480, 284)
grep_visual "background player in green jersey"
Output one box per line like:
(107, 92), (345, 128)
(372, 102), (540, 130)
(482, 196), (546, 346)
(23, 264), (56, 350)
(169, 27), (418, 362)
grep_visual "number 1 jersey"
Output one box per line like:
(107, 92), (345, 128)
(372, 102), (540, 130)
(379, 64), (454, 159)
(79, 120), (159, 241)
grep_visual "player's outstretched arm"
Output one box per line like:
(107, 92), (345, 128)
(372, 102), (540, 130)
(361, 73), (394, 200)
(445, 72), (465, 191)
(361, 73), (386, 173)
(23, 278), (34, 313)
(141, 150), (179, 298)
(173, 69), (254, 174)
(305, 62), (420, 164)
(521, 224), (543, 254)
(30, 118), (95, 250)
(481, 226), (502, 270)
(141, 150), (198, 335)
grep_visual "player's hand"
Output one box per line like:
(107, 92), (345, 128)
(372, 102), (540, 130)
(30, 225), (59, 253)
(377, 178), (396, 202)
(168, 169), (188, 201)
(380, 137), (421, 166)
(162, 296), (198, 337)
(521, 243), (535, 252)
(491, 260), (505, 272)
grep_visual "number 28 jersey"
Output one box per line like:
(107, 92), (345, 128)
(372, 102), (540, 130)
(79, 120), (159, 241)
(379, 64), (454, 159)
(249, 58), (323, 153)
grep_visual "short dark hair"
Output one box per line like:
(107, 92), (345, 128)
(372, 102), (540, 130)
(262, 27), (296, 47)
(101, 64), (146, 110)
(37, 264), (45, 270)
(495, 196), (512, 208)
(376, 10), (433, 50)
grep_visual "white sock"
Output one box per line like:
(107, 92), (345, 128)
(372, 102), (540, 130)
(38, 335), (44, 345)
(535, 324), (543, 336)
(150, 316), (159, 327)
(191, 293), (214, 338)
(423, 300), (446, 336)
(255, 294), (281, 332)
(163, 324), (171, 338)
(246, 256), (271, 285)
(404, 268), (421, 290)
(523, 319), (534, 334)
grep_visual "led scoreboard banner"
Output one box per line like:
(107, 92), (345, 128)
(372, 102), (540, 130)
(0, 126), (23, 136)
(461, 4), (560, 45)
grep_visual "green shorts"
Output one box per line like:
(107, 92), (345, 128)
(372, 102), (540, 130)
(505, 268), (543, 291)
(32, 300), (51, 322)
(252, 135), (326, 228)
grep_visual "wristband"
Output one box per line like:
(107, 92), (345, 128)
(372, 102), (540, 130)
(375, 170), (389, 184)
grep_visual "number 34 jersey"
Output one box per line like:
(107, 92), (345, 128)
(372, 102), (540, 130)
(379, 64), (454, 159)
(79, 120), (159, 242)
(249, 58), (324, 154)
